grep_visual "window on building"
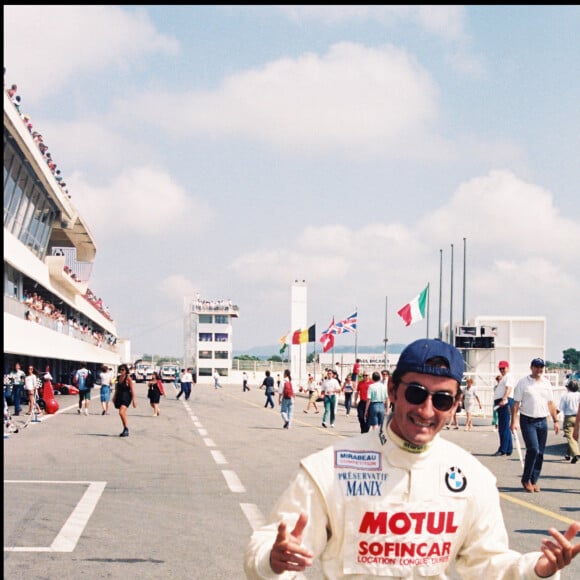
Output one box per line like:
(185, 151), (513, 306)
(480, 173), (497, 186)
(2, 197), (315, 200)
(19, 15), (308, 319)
(199, 314), (212, 323)
(199, 350), (212, 359)
(198, 367), (212, 376)
(215, 351), (229, 359)
(215, 333), (228, 342)
(199, 332), (212, 342)
(214, 315), (228, 324)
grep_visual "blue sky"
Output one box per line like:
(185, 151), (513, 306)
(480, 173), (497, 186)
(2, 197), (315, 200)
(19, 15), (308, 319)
(4, 5), (580, 361)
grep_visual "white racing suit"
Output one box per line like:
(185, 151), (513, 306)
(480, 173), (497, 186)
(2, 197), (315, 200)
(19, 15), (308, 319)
(244, 423), (553, 579)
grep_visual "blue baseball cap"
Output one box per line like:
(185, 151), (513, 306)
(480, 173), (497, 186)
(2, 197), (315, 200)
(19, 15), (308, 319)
(396, 338), (464, 383)
(531, 358), (545, 367)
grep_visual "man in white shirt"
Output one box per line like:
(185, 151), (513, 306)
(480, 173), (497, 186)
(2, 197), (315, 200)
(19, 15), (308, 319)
(511, 358), (560, 493)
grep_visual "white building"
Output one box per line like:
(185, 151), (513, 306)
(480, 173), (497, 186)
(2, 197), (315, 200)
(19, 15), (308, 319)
(453, 315), (546, 379)
(183, 296), (239, 383)
(4, 88), (122, 382)
(290, 280), (308, 385)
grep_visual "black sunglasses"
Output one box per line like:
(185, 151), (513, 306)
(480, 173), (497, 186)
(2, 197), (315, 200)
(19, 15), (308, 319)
(400, 380), (456, 412)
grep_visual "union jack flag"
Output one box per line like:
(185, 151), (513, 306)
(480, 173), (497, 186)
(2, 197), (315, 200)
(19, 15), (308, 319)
(332, 311), (357, 335)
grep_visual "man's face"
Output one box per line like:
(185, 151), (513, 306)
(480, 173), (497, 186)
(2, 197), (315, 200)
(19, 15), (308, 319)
(531, 364), (545, 379)
(498, 366), (507, 375)
(388, 372), (459, 446)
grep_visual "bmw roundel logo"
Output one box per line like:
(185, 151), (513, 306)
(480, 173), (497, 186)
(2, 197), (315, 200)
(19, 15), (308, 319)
(445, 466), (467, 492)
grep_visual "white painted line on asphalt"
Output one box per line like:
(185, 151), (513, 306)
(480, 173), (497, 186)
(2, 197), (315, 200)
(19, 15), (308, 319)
(203, 437), (216, 447)
(240, 503), (265, 531)
(211, 450), (227, 464)
(222, 470), (245, 493)
(198, 428), (208, 436)
(4, 481), (106, 552)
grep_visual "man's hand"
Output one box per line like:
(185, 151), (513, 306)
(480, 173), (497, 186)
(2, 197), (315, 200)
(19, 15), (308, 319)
(269, 512), (314, 574)
(534, 522), (580, 578)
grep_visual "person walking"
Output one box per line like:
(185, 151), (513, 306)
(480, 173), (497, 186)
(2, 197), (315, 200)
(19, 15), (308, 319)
(351, 358), (361, 382)
(321, 368), (340, 428)
(364, 371), (388, 431)
(179, 368), (194, 401)
(445, 391), (461, 429)
(8, 362), (25, 416)
(74, 362), (93, 416)
(242, 371), (250, 392)
(341, 374), (354, 416)
(98, 364), (114, 415)
(176, 369), (185, 399)
(380, 369), (391, 411)
(303, 374), (320, 414)
(353, 372), (373, 433)
(462, 377), (482, 431)
(213, 370), (223, 389)
(493, 360), (515, 455)
(113, 364), (136, 437)
(147, 371), (165, 416)
(24, 365), (38, 415)
(261, 370), (275, 408)
(511, 357), (560, 492)
(244, 338), (580, 578)
(279, 369), (295, 429)
(559, 378), (580, 463)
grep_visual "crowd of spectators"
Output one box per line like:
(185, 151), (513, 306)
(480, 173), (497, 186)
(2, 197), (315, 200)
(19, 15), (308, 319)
(6, 73), (116, 327)
(5, 75), (71, 199)
(23, 290), (117, 349)
(192, 297), (235, 311)
(84, 288), (113, 321)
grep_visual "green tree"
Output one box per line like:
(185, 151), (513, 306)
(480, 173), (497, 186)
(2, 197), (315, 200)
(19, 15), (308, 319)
(268, 355), (283, 362)
(563, 348), (580, 369)
(234, 355), (260, 361)
(307, 352), (318, 363)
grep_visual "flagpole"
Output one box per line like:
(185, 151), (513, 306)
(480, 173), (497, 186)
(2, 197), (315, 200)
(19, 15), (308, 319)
(313, 330), (317, 382)
(331, 314), (335, 368)
(426, 282), (430, 339)
(438, 249), (443, 340)
(450, 243), (454, 345)
(383, 296), (388, 370)
(299, 342), (302, 388)
(354, 305), (358, 359)
(462, 237), (467, 325)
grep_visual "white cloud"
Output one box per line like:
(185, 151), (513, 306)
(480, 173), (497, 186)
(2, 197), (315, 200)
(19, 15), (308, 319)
(420, 170), (580, 262)
(127, 42), (446, 158)
(277, 5), (468, 43)
(230, 170), (580, 355)
(3, 5), (178, 102)
(160, 275), (199, 302)
(70, 167), (214, 237)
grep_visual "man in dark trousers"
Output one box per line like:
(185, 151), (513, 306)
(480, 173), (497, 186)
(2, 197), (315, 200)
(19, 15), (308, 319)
(261, 370), (275, 408)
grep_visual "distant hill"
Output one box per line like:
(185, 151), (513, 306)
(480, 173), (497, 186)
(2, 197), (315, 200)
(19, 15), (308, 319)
(233, 343), (407, 359)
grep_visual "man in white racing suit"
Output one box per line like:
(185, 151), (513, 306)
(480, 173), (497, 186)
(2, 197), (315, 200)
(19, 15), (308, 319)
(244, 338), (580, 579)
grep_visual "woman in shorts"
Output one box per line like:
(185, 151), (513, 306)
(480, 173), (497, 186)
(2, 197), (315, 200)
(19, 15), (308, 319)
(113, 364), (136, 437)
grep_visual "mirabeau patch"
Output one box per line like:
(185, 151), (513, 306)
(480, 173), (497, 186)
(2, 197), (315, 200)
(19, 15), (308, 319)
(335, 450), (382, 470)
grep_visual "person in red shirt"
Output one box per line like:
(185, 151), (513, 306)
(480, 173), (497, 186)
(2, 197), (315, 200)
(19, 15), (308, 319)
(351, 358), (361, 382)
(353, 372), (373, 433)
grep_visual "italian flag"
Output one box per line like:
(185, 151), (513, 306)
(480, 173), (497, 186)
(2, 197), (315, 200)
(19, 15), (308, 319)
(279, 332), (291, 354)
(397, 285), (428, 327)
